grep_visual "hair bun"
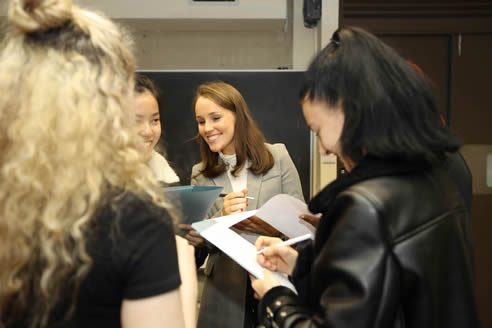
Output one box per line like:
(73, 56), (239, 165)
(8, 0), (73, 33)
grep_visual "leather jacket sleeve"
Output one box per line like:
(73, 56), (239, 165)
(258, 192), (401, 328)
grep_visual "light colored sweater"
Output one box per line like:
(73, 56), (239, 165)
(148, 150), (180, 184)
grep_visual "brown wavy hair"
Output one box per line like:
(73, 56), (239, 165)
(193, 81), (274, 178)
(0, 0), (171, 327)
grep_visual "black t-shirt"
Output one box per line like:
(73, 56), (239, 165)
(64, 193), (181, 327)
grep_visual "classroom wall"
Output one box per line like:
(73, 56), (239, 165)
(74, 0), (293, 70)
(117, 18), (293, 70)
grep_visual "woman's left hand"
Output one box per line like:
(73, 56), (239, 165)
(178, 224), (206, 248)
(250, 270), (281, 299)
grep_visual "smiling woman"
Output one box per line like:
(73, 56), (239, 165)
(134, 74), (180, 184)
(301, 99), (355, 171)
(195, 96), (236, 155)
(179, 80), (305, 328)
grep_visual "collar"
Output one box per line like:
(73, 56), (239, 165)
(219, 152), (236, 167)
(309, 156), (431, 215)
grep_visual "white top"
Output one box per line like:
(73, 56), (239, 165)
(219, 152), (249, 192)
(148, 150), (180, 184)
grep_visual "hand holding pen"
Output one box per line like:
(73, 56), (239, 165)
(221, 188), (250, 216)
(256, 233), (312, 254)
(219, 193), (255, 200)
(255, 235), (304, 276)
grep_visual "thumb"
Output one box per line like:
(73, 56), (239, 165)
(241, 187), (248, 196)
(249, 273), (257, 283)
(263, 244), (285, 258)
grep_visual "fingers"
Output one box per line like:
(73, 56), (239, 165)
(249, 274), (260, 300)
(250, 269), (281, 299)
(223, 196), (248, 215)
(177, 223), (193, 231)
(249, 273), (257, 283)
(223, 190), (249, 201)
(255, 236), (283, 250)
(257, 253), (278, 271)
(177, 224), (204, 247)
(299, 214), (321, 227)
(262, 245), (291, 260)
(184, 232), (205, 248)
(179, 227), (204, 247)
(222, 190), (250, 215)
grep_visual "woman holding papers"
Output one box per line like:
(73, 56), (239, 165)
(134, 73), (180, 185)
(182, 81), (304, 328)
(0, 1), (196, 327)
(251, 27), (478, 327)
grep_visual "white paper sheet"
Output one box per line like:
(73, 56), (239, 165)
(192, 194), (317, 293)
(255, 194), (315, 238)
(201, 220), (297, 293)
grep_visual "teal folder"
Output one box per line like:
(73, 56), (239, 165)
(162, 185), (223, 225)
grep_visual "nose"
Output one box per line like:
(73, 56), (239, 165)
(203, 121), (213, 133)
(139, 122), (152, 137)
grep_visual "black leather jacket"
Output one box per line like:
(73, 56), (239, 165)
(258, 158), (479, 328)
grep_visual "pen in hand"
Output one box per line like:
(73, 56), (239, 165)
(256, 233), (313, 255)
(219, 193), (255, 200)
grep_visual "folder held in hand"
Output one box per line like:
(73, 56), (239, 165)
(162, 185), (223, 225)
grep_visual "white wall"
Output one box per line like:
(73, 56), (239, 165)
(75, 0), (290, 70)
(118, 18), (292, 70)
(76, 0), (286, 20)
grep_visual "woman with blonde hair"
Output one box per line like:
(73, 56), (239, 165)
(0, 1), (196, 327)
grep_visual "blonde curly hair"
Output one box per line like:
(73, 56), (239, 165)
(0, 0), (172, 326)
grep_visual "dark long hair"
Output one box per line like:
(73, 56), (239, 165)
(193, 81), (274, 178)
(300, 26), (461, 165)
(135, 73), (160, 101)
(134, 73), (169, 155)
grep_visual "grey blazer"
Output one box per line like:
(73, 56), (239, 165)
(191, 143), (304, 328)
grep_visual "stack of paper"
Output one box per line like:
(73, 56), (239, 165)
(192, 194), (316, 293)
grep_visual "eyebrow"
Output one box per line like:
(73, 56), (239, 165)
(196, 111), (220, 119)
(136, 112), (159, 118)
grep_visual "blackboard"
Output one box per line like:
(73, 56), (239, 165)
(138, 70), (311, 201)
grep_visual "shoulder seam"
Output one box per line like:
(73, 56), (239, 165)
(340, 188), (392, 249)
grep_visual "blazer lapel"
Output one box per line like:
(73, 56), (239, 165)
(212, 173), (233, 195)
(246, 170), (263, 210)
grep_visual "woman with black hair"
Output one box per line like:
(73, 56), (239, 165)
(134, 73), (180, 185)
(251, 27), (479, 328)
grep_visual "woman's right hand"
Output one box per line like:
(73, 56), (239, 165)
(221, 188), (249, 216)
(255, 236), (298, 276)
(177, 224), (206, 248)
